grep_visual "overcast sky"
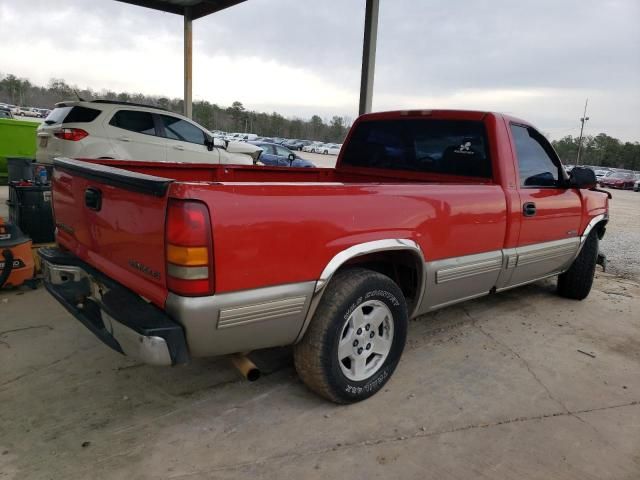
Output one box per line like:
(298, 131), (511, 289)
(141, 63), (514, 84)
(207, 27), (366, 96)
(1, 0), (639, 140)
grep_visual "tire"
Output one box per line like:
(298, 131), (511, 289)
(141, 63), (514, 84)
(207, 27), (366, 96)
(557, 230), (599, 300)
(294, 268), (408, 403)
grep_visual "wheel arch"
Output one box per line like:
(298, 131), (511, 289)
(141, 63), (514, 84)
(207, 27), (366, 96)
(295, 239), (426, 343)
(582, 213), (608, 241)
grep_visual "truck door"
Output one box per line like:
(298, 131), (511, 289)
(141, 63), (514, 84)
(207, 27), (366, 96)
(506, 124), (582, 287)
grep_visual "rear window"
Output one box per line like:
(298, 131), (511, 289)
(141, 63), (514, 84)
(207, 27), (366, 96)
(44, 106), (101, 124)
(109, 110), (156, 135)
(341, 119), (492, 178)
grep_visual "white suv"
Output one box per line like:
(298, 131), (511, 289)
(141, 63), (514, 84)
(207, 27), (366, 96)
(36, 100), (261, 165)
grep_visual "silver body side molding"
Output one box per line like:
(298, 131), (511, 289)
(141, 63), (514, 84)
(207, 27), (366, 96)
(419, 250), (504, 313)
(165, 216), (608, 357)
(166, 282), (315, 357)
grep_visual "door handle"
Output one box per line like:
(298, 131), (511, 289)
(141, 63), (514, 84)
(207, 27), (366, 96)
(85, 187), (102, 211)
(118, 136), (131, 142)
(523, 202), (536, 217)
(172, 145), (185, 151)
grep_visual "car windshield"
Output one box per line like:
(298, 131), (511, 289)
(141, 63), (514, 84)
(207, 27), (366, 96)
(611, 172), (632, 179)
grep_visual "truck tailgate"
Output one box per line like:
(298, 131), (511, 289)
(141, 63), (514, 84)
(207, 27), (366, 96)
(52, 158), (173, 307)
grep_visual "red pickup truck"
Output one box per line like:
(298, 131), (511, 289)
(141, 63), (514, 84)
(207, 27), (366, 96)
(41, 110), (608, 403)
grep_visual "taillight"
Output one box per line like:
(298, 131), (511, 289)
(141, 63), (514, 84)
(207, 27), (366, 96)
(54, 128), (88, 141)
(166, 200), (214, 296)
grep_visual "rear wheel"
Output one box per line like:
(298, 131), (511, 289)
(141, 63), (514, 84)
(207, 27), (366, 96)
(557, 231), (599, 300)
(294, 268), (408, 403)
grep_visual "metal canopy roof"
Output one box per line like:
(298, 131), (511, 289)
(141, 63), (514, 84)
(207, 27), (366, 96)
(112, 0), (379, 119)
(115, 0), (247, 20)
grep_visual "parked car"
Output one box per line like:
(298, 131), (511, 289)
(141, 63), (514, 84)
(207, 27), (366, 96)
(599, 171), (636, 189)
(302, 141), (324, 153)
(633, 174), (640, 192)
(249, 141), (315, 167)
(0, 106), (14, 119)
(594, 168), (611, 181)
(22, 107), (42, 117)
(321, 143), (342, 155)
(36, 100), (262, 165)
(280, 139), (300, 150)
(40, 109), (608, 404)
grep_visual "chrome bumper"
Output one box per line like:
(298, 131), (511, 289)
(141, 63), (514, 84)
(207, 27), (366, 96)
(40, 248), (188, 366)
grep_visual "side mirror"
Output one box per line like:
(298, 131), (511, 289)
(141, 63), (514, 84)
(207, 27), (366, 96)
(204, 134), (215, 151)
(569, 167), (597, 189)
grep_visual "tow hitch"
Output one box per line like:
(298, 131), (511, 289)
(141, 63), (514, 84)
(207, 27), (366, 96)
(597, 251), (607, 272)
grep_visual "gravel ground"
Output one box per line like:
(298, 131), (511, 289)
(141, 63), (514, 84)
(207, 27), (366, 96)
(598, 188), (640, 281)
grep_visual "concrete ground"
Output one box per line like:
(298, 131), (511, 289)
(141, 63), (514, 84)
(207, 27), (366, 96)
(0, 186), (638, 480)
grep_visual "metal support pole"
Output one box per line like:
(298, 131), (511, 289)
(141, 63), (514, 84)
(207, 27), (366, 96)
(184, 7), (193, 118)
(358, 0), (379, 116)
(576, 98), (589, 166)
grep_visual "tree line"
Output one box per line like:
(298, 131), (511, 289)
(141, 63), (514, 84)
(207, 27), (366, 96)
(2, 73), (638, 168)
(552, 133), (639, 171)
(0, 73), (351, 143)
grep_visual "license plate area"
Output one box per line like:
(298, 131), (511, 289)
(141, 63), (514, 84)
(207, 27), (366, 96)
(39, 136), (48, 148)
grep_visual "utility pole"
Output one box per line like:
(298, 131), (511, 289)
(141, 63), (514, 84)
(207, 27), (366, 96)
(576, 99), (589, 166)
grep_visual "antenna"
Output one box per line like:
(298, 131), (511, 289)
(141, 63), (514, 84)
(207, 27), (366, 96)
(576, 99), (589, 166)
(73, 89), (85, 102)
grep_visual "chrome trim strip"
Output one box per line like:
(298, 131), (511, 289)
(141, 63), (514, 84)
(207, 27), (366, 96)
(297, 239), (426, 342)
(436, 257), (502, 284)
(314, 239), (424, 294)
(581, 213), (608, 243)
(575, 213), (608, 258)
(218, 296), (307, 329)
(516, 243), (577, 267)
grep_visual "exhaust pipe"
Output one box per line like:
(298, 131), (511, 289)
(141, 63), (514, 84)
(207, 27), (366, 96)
(231, 353), (261, 382)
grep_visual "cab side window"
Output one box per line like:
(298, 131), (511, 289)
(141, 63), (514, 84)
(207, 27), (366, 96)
(511, 125), (561, 187)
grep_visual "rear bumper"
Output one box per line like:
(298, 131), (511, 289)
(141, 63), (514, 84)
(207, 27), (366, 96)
(39, 247), (189, 366)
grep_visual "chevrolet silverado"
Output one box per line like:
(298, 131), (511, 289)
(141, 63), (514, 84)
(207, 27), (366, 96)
(40, 110), (609, 403)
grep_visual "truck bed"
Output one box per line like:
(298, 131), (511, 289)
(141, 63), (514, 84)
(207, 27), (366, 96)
(52, 157), (507, 308)
(74, 158), (494, 185)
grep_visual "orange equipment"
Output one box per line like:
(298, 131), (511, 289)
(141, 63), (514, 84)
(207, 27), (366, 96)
(0, 217), (35, 289)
